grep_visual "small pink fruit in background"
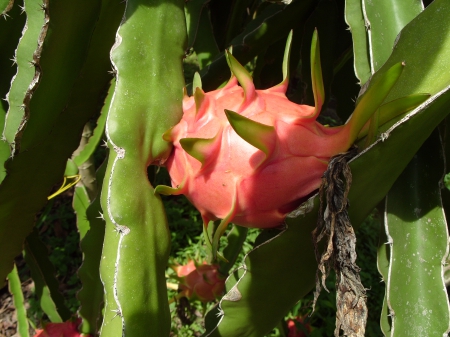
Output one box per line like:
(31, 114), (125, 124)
(287, 316), (311, 337)
(174, 260), (225, 302)
(33, 318), (89, 337)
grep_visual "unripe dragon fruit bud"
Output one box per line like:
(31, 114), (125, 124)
(156, 31), (411, 257)
(174, 260), (225, 302)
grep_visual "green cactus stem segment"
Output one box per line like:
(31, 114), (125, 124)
(1, 0), (14, 17)
(224, 109), (276, 159)
(364, 108), (379, 149)
(7, 264), (30, 337)
(225, 51), (256, 109)
(311, 29), (325, 117)
(3, 0), (48, 153)
(180, 136), (220, 167)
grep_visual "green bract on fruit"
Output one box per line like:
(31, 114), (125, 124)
(156, 31), (412, 256)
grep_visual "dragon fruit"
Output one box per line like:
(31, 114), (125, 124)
(33, 318), (89, 337)
(156, 31), (406, 254)
(174, 260), (225, 302)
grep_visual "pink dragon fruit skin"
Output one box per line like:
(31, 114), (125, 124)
(174, 260), (225, 302)
(164, 78), (348, 229)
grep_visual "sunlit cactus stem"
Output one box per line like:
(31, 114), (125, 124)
(99, 0), (187, 336)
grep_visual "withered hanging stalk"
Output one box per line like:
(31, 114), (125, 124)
(313, 146), (368, 337)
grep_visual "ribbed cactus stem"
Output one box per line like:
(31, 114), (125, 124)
(99, 1), (187, 336)
(3, 0), (49, 155)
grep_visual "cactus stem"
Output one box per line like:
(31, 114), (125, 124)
(5, 0), (50, 155)
(112, 232), (125, 332)
(1, 0), (14, 17)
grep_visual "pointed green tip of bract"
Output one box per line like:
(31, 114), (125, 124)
(194, 86), (206, 114)
(225, 50), (256, 104)
(193, 72), (202, 91)
(311, 28), (325, 117)
(270, 30), (293, 93)
(155, 184), (183, 196)
(180, 137), (216, 166)
(162, 126), (175, 142)
(225, 109), (276, 156)
(282, 30), (293, 84)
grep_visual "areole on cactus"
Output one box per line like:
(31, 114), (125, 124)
(155, 30), (418, 258)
